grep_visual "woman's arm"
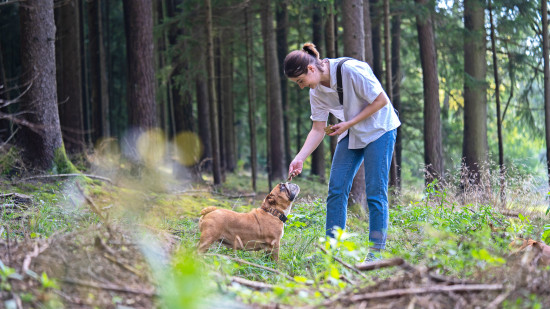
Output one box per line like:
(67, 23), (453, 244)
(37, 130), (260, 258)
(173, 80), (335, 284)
(288, 121), (326, 178)
(327, 92), (389, 136)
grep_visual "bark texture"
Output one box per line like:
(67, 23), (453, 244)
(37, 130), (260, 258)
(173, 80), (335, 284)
(463, 0), (488, 183)
(343, 0), (365, 60)
(55, 0), (84, 153)
(123, 0), (156, 129)
(19, 0), (66, 171)
(415, 0), (443, 184)
(261, 1), (286, 181)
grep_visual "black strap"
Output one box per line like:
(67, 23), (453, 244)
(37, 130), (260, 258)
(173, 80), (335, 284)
(336, 58), (353, 105)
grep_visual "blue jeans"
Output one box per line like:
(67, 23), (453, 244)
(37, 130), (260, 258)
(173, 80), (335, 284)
(326, 129), (396, 249)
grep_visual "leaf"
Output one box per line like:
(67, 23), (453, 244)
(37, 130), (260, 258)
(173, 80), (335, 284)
(293, 276), (308, 283)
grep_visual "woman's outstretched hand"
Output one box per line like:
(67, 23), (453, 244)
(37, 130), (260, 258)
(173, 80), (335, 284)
(288, 159), (304, 181)
(327, 121), (352, 136)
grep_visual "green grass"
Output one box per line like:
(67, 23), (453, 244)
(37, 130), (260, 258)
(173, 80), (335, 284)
(2, 172), (549, 308)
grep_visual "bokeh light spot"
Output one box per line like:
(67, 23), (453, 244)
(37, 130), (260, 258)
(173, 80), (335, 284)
(173, 132), (203, 166)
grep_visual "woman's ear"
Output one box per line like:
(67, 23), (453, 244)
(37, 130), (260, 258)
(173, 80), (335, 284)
(308, 64), (314, 73)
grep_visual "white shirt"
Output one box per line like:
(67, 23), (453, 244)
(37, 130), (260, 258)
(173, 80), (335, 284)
(309, 58), (401, 149)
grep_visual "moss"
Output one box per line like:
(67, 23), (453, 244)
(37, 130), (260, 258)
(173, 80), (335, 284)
(53, 146), (79, 174)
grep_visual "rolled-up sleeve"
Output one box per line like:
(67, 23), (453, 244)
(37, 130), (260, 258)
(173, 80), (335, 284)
(310, 93), (329, 122)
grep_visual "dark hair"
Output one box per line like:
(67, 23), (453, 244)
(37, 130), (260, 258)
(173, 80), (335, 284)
(284, 43), (324, 78)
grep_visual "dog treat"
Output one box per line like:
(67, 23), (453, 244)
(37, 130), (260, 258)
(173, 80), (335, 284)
(324, 124), (336, 134)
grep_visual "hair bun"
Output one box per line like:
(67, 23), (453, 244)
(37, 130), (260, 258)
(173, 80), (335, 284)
(302, 43), (320, 59)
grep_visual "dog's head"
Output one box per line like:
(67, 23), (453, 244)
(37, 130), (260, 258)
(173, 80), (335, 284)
(263, 182), (300, 216)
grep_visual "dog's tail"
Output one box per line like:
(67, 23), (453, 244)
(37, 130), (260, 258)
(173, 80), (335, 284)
(200, 206), (218, 217)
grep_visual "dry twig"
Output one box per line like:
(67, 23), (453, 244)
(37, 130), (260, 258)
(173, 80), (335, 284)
(349, 284), (503, 302)
(316, 244), (368, 280)
(22, 241), (50, 274)
(208, 253), (296, 282)
(61, 278), (156, 296)
(231, 276), (274, 290)
(20, 173), (113, 184)
(355, 258), (405, 271)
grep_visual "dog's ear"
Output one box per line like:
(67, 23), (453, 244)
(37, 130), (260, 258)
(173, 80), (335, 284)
(265, 193), (277, 206)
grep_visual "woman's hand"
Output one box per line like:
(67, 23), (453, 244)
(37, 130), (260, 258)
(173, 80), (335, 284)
(288, 158), (304, 180)
(327, 121), (352, 136)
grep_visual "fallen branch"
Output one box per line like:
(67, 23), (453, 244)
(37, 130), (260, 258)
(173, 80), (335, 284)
(231, 276), (274, 290)
(20, 174), (113, 184)
(316, 244), (367, 280)
(61, 278), (156, 296)
(355, 258), (404, 271)
(0, 193), (33, 204)
(428, 272), (475, 285)
(349, 284), (503, 302)
(22, 241), (50, 274)
(208, 253), (296, 282)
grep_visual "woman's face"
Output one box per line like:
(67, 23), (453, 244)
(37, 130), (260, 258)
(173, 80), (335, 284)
(289, 65), (320, 89)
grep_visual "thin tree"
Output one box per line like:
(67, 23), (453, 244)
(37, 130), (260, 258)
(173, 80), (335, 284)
(543, 0), (550, 189)
(384, 0), (399, 190)
(205, 0), (222, 184)
(245, 5), (258, 192)
(391, 0), (403, 186)
(463, 0), (488, 185)
(311, 3), (326, 183)
(276, 0), (291, 166)
(415, 0), (443, 185)
(261, 0), (286, 183)
(88, 0), (110, 142)
(342, 0), (367, 209)
(19, 0), (75, 172)
(55, 0), (84, 154)
(325, 3), (338, 158)
(370, 0), (383, 80)
(123, 0), (156, 130)
(364, 0), (374, 66)
(488, 0), (505, 203)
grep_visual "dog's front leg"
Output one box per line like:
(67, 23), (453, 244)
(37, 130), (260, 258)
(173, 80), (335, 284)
(234, 235), (244, 251)
(270, 239), (280, 261)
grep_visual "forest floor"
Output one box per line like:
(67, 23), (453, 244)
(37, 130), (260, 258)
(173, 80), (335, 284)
(1, 160), (550, 308)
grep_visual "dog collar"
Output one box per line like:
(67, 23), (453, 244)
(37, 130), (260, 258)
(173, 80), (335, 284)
(260, 205), (288, 223)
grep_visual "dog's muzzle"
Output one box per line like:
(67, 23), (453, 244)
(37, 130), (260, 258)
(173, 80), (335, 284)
(280, 182), (300, 201)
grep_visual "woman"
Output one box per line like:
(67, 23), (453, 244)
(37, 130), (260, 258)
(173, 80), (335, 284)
(284, 43), (400, 261)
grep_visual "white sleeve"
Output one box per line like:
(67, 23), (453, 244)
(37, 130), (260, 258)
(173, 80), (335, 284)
(309, 92), (330, 122)
(347, 63), (384, 104)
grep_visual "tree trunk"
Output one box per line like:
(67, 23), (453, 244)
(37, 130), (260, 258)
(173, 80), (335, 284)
(88, 0), (110, 142)
(415, 0), (443, 185)
(276, 0), (291, 167)
(363, 0), (374, 66)
(463, 0), (488, 185)
(245, 6), (258, 192)
(342, 0), (367, 209)
(342, 0), (365, 60)
(325, 4), (338, 159)
(489, 0), (505, 202)
(383, 0), (399, 191)
(261, 0), (286, 182)
(19, 0), (74, 172)
(541, 0), (550, 188)
(205, 0), (222, 184)
(391, 0), (403, 187)
(123, 0), (156, 129)
(55, 0), (84, 154)
(311, 4), (326, 182)
(370, 0), (383, 80)
(221, 30), (236, 172)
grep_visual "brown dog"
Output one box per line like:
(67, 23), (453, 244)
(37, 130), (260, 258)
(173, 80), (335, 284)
(198, 182), (300, 260)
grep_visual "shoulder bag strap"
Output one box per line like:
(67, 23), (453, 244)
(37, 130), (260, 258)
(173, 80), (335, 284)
(336, 58), (353, 105)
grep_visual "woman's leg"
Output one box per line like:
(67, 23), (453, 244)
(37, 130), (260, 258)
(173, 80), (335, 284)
(326, 135), (364, 238)
(363, 129), (396, 249)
